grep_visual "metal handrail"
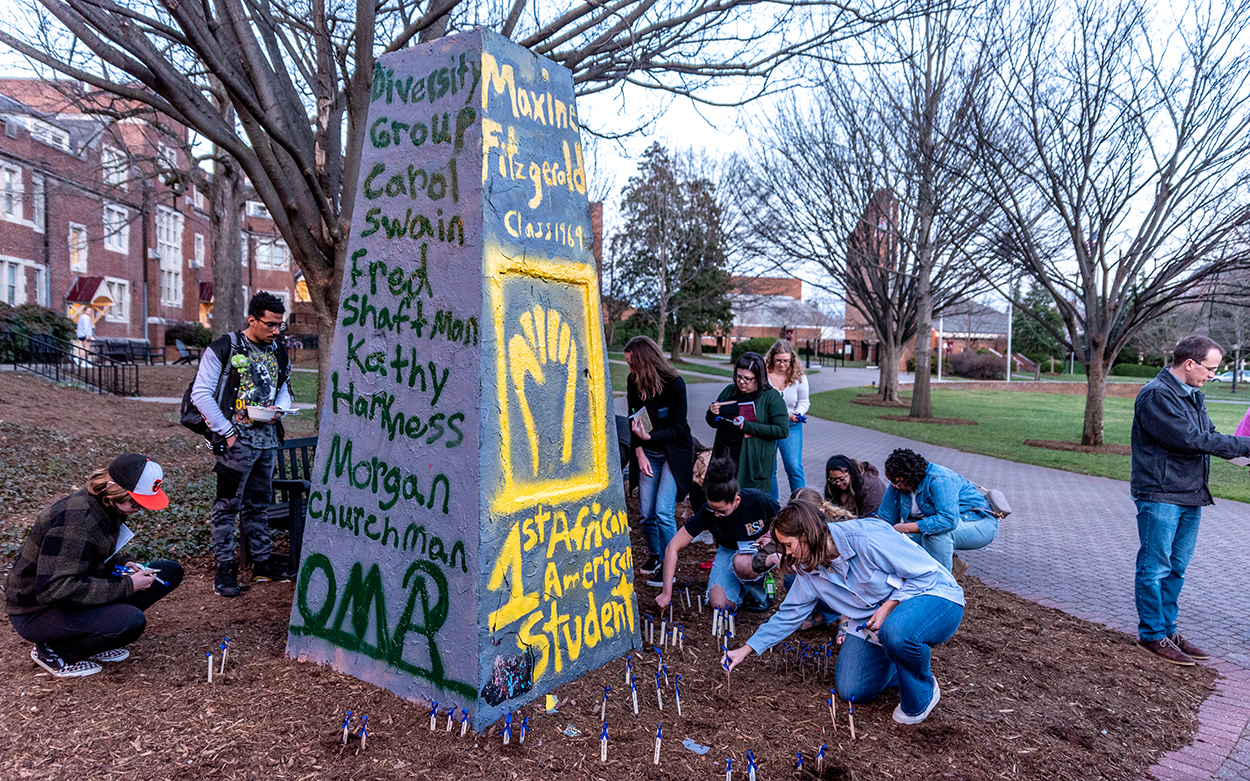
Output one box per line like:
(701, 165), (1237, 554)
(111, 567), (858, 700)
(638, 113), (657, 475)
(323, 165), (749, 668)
(0, 331), (141, 396)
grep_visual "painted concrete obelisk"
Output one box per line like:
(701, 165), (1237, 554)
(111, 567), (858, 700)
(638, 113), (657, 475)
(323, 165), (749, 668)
(286, 28), (637, 729)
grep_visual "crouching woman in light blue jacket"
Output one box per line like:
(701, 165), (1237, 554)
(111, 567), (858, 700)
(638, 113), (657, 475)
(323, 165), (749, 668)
(723, 499), (964, 725)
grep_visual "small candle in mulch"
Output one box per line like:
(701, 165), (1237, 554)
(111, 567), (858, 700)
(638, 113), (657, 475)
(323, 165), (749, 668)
(600, 722), (609, 762)
(747, 750), (757, 781)
(428, 701), (438, 732)
(358, 714), (368, 750)
(655, 671), (664, 710)
(725, 757), (732, 781)
(502, 712), (512, 745)
(675, 674), (683, 717)
(460, 708), (469, 738)
(601, 685), (610, 721)
(446, 705), (455, 732)
(520, 716), (529, 744)
(817, 744), (826, 772)
(206, 651), (213, 684)
(653, 722), (662, 765)
(631, 673), (639, 716)
(849, 695), (857, 740)
(341, 710), (352, 744)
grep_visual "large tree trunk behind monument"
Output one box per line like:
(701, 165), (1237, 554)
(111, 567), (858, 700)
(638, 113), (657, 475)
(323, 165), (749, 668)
(209, 163), (246, 340)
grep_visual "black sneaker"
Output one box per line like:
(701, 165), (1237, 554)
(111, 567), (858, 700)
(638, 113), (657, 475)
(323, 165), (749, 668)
(638, 555), (662, 576)
(214, 562), (240, 597)
(30, 644), (102, 678)
(252, 556), (296, 583)
(739, 593), (774, 613)
(645, 575), (674, 588)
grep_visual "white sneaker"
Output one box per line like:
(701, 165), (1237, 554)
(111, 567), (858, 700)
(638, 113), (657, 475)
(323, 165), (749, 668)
(88, 648), (131, 663)
(30, 645), (102, 678)
(893, 677), (940, 724)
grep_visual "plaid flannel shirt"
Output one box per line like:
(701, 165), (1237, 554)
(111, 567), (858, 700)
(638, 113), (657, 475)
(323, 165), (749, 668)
(4, 489), (135, 616)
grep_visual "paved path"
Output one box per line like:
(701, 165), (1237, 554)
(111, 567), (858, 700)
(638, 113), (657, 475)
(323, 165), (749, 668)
(616, 363), (1250, 780)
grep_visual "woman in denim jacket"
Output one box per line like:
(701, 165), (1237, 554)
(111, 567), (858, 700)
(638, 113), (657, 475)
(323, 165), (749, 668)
(723, 499), (964, 725)
(877, 448), (998, 572)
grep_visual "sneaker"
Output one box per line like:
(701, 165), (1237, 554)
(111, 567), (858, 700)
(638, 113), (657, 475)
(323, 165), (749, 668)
(893, 677), (941, 724)
(214, 562), (240, 597)
(637, 555), (662, 576)
(1170, 632), (1210, 660)
(87, 648), (130, 663)
(30, 645), (102, 678)
(1137, 637), (1195, 666)
(252, 556), (296, 583)
(739, 593), (774, 613)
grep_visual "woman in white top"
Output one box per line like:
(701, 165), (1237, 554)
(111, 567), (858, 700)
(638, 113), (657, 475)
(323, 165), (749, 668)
(765, 339), (809, 500)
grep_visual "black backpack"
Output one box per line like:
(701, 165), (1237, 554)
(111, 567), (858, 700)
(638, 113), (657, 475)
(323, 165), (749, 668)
(179, 333), (240, 437)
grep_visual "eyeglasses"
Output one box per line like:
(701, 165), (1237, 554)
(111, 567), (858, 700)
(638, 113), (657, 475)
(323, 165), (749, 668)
(257, 319), (288, 332)
(711, 505), (734, 517)
(774, 357), (791, 364)
(734, 372), (756, 385)
(1197, 362), (1220, 374)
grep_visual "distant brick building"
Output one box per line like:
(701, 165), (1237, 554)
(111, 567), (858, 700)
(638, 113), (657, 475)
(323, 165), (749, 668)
(697, 276), (842, 354)
(0, 78), (297, 354)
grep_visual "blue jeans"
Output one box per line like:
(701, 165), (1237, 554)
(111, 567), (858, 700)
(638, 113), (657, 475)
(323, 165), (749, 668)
(833, 595), (963, 716)
(771, 419), (805, 500)
(638, 450), (678, 559)
(708, 544), (767, 608)
(1134, 500), (1202, 641)
(909, 512), (999, 571)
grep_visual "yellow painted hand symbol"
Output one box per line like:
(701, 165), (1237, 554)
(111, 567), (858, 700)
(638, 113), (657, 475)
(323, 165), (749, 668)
(509, 305), (578, 475)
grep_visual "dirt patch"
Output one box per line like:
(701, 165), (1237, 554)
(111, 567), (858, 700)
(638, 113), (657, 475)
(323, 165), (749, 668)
(879, 415), (978, 425)
(0, 369), (1218, 781)
(1024, 439), (1133, 456)
(900, 381), (1147, 398)
(850, 394), (909, 408)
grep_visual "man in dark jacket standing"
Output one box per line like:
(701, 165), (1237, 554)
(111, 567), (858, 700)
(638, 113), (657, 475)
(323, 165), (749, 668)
(190, 292), (295, 597)
(1131, 335), (1250, 665)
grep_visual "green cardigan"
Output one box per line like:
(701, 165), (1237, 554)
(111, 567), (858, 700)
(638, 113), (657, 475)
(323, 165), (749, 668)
(706, 385), (790, 492)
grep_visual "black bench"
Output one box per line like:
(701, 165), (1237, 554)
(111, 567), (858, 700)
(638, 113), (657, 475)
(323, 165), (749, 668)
(241, 435), (316, 570)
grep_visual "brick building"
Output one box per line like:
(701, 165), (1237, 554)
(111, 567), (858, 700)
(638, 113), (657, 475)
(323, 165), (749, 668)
(697, 276), (842, 354)
(0, 78), (296, 354)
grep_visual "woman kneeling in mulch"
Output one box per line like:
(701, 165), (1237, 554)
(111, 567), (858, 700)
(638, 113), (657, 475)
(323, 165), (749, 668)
(5, 454), (184, 678)
(723, 499), (964, 725)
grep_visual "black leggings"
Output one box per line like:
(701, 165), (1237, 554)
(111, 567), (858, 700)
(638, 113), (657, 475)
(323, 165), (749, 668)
(8, 560), (184, 663)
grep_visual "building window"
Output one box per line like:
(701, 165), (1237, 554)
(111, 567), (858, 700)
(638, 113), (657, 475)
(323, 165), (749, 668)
(157, 142), (178, 173)
(2, 164), (22, 221)
(69, 223), (88, 272)
(193, 233), (205, 268)
(255, 237), (289, 270)
(3, 262), (17, 305)
(30, 120), (70, 152)
(34, 266), (48, 306)
(101, 145), (127, 188)
(103, 277), (129, 323)
(246, 200), (271, 219)
(295, 277), (310, 302)
(103, 203), (129, 253)
(31, 175), (44, 233)
(241, 231), (249, 266)
(156, 206), (184, 306)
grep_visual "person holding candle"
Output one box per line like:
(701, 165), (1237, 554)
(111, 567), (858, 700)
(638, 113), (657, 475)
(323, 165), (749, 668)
(706, 352), (789, 493)
(723, 499), (964, 725)
(5, 454), (184, 678)
(655, 456), (779, 614)
(765, 340), (810, 500)
(624, 335), (695, 586)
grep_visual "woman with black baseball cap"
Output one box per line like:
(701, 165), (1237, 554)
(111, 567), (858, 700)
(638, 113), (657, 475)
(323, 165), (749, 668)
(5, 454), (183, 678)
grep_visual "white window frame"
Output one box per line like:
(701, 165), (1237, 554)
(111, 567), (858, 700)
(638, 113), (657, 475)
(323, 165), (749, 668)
(34, 265), (48, 307)
(68, 223), (88, 272)
(1, 260), (21, 306)
(101, 145), (127, 189)
(30, 120), (70, 152)
(31, 174), (44, 234)
(1, 163), (22, 222)
(155, 206), (184, 306)
(246, 200), (271, 219)
(103, 203), (130, 253)
(192, 232), (205, 268)
(255, 237), (289, 270)
(241, 231), (249, 266)
(157, 142), (178, 173)
(102, 277), (129, 323)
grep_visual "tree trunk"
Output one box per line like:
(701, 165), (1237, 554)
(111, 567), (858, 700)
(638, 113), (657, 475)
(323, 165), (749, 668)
(208, 161), (246, 340)
(878, 341), (902, 403)
(910, 263), (935, 418)
(691, 331), (703, 356)
(670, 326), (683, 363)
(1081, 356), (1109, 446)
(310, 238), (347, 416)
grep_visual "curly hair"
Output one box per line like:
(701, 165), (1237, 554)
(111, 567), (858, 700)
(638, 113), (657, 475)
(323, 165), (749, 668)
(772, 499), (839, 575)
(248, 291), (286, 319)
(764, 339), (804, 387)
(624, 335), (680, 400)
(883, 448), (929, 489)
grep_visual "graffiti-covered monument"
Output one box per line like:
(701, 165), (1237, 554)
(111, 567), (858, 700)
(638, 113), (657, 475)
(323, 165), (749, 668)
(286, 28), (638, 729)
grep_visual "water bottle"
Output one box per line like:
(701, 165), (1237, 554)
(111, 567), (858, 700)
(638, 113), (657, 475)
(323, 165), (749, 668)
(765, 573), (776, 598)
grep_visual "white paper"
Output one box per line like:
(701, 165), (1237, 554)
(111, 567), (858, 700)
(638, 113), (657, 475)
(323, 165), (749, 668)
(1228, 456), (1250, 467)
(112, 523), (134, 557)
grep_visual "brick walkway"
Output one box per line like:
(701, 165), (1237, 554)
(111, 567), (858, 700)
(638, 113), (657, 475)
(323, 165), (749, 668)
(623, 371), (1250, 781)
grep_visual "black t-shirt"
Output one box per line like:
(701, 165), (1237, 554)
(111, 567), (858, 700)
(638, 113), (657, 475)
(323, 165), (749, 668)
(683, 489), (780, 551)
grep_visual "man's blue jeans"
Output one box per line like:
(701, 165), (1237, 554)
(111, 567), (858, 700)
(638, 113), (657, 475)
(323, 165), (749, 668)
(771, 419), (805, 499)
(638, 450), (678, 559)
(1134, 500), (1202, 642)
(833, 595), (963, 716)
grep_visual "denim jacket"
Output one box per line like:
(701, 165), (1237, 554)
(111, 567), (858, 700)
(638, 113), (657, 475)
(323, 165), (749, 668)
(877, 463), (991, 536)
(745, 518), (964, 654)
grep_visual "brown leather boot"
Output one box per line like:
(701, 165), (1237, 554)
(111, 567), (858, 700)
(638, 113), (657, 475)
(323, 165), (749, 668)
(1170, 632), (1210, 660)
(1137, 637), (1195, 666)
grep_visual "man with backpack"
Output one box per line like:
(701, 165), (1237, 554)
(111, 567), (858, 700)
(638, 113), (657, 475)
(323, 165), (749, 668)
(190, 292), (296, 597)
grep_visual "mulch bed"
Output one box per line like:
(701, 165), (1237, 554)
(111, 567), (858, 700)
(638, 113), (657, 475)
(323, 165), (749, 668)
(850, 394), (909, 408)
(879, 415), (978, 425)
(1024, 439), (1133, 456)
(0, 369), (1219, 781)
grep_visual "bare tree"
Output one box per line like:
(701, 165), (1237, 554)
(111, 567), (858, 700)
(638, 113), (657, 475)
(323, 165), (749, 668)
(0, 0), (908, 408)
(740, 1), (1001, 405)
(972, 0), (1250, 445)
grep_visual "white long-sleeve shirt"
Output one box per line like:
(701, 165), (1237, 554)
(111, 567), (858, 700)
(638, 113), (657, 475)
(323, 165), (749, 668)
(779, 375), (810, 416)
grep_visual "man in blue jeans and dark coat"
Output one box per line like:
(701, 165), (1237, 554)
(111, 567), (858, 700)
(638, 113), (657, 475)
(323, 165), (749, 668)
(1131, 334), (1250, 665)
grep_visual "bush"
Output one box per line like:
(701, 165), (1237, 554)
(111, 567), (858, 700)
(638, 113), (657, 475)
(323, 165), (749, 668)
(611, 311), (658, 348)
(1110, 363), (1163, 378)
(165, 321), (212, 347)
(906, 354), (940, 375)
(0, 303), (75, 359)
(947, 351), (1005, 380)
(731, 337), (777, 363)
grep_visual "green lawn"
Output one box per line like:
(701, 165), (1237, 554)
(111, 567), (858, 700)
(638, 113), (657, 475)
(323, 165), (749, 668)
(808, 387), (1250, 503)
(289, 370), (318, 404)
